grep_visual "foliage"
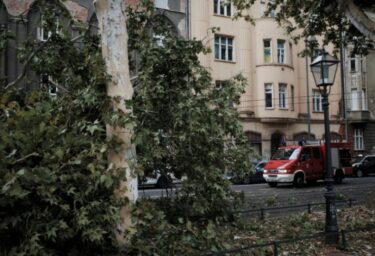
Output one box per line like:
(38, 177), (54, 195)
(0, 2), (126, 254)
(232, 0), (374, 55)
(127, 1), (253, 219)
(0, 0), (255, 254)
(124, 2), (255, 254)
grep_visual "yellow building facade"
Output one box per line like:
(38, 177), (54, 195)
(190, 0), (343, 159)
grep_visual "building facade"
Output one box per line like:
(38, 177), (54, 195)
(190, 0), (357, 159)
(1, 0), (374, 159)
(0, 0), (189, 91)
(343, 48), (375, 156)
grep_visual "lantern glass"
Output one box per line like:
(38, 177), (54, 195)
(310, 51), (339, 87)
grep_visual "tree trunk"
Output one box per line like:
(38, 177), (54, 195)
(94, 0), (137, 241)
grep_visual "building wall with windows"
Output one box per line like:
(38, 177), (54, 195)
(0, 0), (189, 91)
(342, 47), (375, 156)
(191, 0), (344, 159)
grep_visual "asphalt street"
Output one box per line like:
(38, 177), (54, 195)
(138, 176), (375, 209)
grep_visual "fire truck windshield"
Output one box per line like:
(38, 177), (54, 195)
(271, 148), (301, 160)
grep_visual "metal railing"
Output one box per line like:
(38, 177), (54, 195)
(205, 198), (374, 255)
(238, 198), (357, 220)
(207, 225), (375, 256)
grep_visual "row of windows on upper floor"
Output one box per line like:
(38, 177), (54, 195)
(214, 35), (292, 65)
(213, 0), (275, 18)
(217, 80), (369, 113)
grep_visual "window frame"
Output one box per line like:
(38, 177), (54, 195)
(277, 39), (285, 64)
(153, 34), (165, 47)
(278, 83), (287, 109)
(263, 39), (272, 63)
(312, 90), (323, 112)
(265, 83), (273, 109)
(354, 128), (364, 151)
(37, 15), (60, 42)
(40, 74), (58, 96)
(154, 0), (169, 9)
(214, 35), (234, 62)
(213, 0), (232, 16)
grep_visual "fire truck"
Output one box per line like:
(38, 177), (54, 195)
(263, 142), (353, 187)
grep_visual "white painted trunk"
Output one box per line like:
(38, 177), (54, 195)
(94, 0), (138, 238)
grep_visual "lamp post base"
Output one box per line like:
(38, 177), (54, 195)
(325, 190), (339, 244)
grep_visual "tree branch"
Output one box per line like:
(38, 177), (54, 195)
(49, 79), (70, 93)
(12, 152), (40, 164)
(4, 39), (50, 90)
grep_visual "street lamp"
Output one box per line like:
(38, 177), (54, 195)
(310, 49), (340, 244)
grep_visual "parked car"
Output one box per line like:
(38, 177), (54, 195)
(138, 170), (181, 188)
(230, 160), (267, 184)
(352, 155), (375, 177)
(249, 160), (267, 183)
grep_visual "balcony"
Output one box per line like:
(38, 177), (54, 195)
(347, 110), (370, 123)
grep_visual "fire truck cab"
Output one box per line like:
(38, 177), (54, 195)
(263, 143), (352, 187)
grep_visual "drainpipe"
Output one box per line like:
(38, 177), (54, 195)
(339, 27), (348, 141)
(305, 39), (311, 141)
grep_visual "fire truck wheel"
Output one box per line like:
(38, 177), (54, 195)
(268, 182), (277, 187)
(293, 173), (304, 188)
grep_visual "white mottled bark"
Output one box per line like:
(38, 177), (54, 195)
(94, 0), (138, 239)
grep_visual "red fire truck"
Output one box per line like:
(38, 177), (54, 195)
(263, 143), (353, 187)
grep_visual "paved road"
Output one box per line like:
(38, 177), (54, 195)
(138, 176), (375, 209)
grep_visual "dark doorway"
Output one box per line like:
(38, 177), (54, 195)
(271, 133), (284, 156)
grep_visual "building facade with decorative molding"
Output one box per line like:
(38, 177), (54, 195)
(0, 0), (189, 92)
(190, 0), (351, 159)
(1, 0), (374, 159)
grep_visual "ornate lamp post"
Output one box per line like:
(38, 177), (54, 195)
(310, 49), (340, 244)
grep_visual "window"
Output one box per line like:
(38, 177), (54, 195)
(265, 83), (273, 108)
(155, 0), (169, 9)
(351, 88), (368, 111)
(278, 83), (287, 109)
(215, 35), (234, 61)
(40, 74), (58, 96)
(268, 0), (276, 17)
(362, 89), (368, 110)
(259, 0), (266, 16)
(263, 39), (272, 63)
(351, 88), (360, 111)
(153, 34), (165, 47)
(216, 80), (235, 107)
(277, 40), (285, 63)
(300, 148), (312, 161)
(313, 90), (322, 112)
(37, 16), (59, 42)
(291, 85), (294, 111)
(311, 49), (320, 62)
(350, 59), (357, 72)
(213, 0), (232, 16)
(354, 128), (364, 151)
(289, 42), (293, 66)
(215, 80), (228, 89)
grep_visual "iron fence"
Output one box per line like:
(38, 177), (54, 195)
(238, 198), (357, 220)
(207, 225), (375, 256)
